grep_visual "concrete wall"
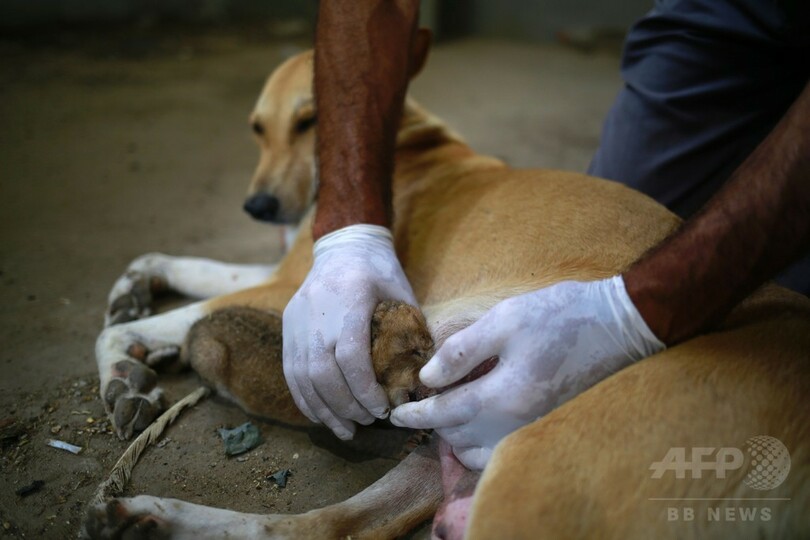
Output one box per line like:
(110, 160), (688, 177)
(0, 0), (317, 28)
(470, 0), (652, 41)
(1, 0), (651, 41)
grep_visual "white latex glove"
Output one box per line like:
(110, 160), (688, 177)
(283, 224), (417, 440)
(390, 276), (664, 469)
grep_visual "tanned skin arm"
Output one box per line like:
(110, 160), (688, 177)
(626, 80), (810, 345)
(313, 0), (421, 240)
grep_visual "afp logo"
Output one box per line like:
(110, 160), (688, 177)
(650, 436), (791, 490)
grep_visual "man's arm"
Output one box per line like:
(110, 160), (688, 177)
(313, 0), (421, 239)
(626, 80), (810, 344)
(281, 1), (422, 440)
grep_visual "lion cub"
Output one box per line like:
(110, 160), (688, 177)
(182, 301), (434, 424)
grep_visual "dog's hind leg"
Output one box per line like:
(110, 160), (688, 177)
(106, 253), (278, 326)
(83, 435), (443, 540)
(98, 219), (313, 438)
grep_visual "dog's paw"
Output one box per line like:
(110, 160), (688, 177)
(106, 254), (170, 326)
(83, 499), (171, 540)
(97, 327), (177, 440)
(103, 358), (166, 440)
(98, 304), (203, 440)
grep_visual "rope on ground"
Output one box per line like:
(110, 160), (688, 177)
(90, 386), (211, 506)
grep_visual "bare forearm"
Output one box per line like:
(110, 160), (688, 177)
(626, 80), (810, 344)
(313, 0), (420, 239)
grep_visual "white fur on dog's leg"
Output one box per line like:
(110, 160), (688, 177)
(105, 253), (276, 326)
(96, 302), (207, 439)
(83, 496), (287, 540)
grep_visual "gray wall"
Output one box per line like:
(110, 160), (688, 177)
(470, 0), (652, 41)
(1, 0), (651, 41)
(0, 0), (316, 28)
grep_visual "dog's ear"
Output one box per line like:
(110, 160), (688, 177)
(408, 28), (432, 79)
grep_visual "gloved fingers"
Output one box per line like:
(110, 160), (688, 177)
(295, 371), (357, 440)
(389, 384), (481, 429)
(283, 308), (360, 438)
(283, 283), (371, 434)
(282, 355), (318, 423)
(434, 423), (483, 449)
(322, 412), (357, 441)
(420, 312), (507, 388)
(308, 351), (376, 425)
(335, 317), (391, 419)
(450, 445), (491, 471)
(281, 319), (318, 423)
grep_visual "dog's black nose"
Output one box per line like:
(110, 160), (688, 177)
(243, 193), (280, 222)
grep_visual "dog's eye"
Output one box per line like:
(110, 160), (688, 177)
(251, 121), (265, 136)
(294, 115), (317, 135)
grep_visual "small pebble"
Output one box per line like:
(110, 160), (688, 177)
(267, 469), (291, 488)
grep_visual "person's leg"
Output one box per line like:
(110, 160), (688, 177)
(589, 0), (810, 293)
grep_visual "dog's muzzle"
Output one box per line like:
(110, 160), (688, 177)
(243, 193), (280, 222)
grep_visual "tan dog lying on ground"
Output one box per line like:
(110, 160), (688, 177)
(86, 45), (810, 539)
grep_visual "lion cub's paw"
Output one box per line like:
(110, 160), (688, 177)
(371, 301), (434, 406)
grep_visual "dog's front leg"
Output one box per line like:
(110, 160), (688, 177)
(96, 301), (207, 439)
(99, 216), (313, 439)
(106, 253), (277, 326)
(98, 275), (304, 439)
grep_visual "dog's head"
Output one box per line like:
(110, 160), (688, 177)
(245, 30), (432, 225)
(245, 51), (318, 224)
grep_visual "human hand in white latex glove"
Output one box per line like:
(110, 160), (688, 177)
(283, 224), (417, 440)
(390, 276), (664, 469)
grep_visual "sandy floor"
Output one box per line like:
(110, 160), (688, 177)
(0, 25), (621, 538)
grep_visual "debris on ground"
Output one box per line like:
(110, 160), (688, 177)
(267, 469), (291, 488)
(218, 422), (261, 456)
(156, 437), (172, 448)
(46, 439), (83, 455)
(90, 386), (210, 507)
(15, 480), (44, 497)
(0, 418), (25, 446)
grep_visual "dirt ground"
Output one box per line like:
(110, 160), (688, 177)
(0, 23), (621, 539)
